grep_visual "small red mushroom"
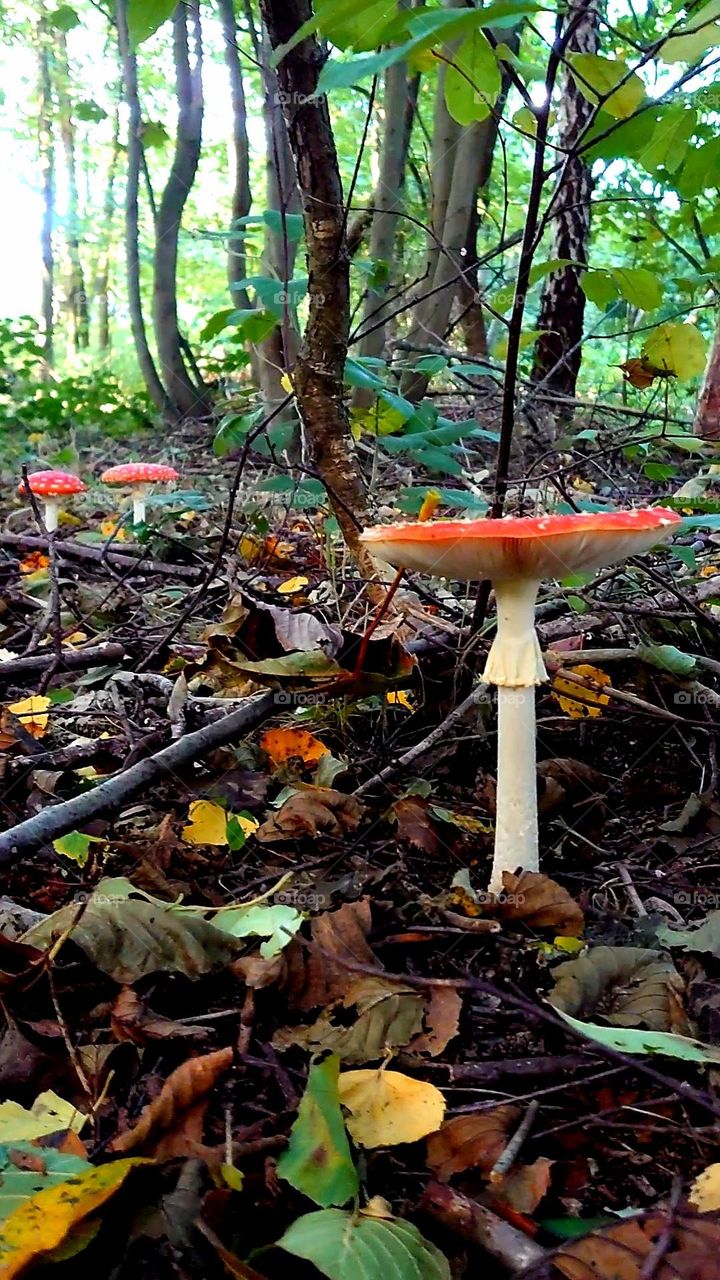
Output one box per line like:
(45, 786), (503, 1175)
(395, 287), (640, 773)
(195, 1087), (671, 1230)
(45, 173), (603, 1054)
(361, 508), (682, 890)
(100, 462), (180, 526)
(18, 469), (86, 533)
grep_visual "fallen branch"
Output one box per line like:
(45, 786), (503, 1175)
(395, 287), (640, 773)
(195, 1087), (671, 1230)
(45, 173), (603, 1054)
(0, 691), (275, 865)
(0, 532), (202, 582)
(420, 1182), (546, 1272)
(0, 643), (125, 682)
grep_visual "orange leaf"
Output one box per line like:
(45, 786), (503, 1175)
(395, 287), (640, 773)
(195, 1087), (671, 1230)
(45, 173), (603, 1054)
(261, 727), (330, 767)
(19, 551), (49, 575)
(110, 1047), (233, 1154)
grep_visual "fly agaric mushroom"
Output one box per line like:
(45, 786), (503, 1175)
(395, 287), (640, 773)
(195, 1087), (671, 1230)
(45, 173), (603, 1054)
(100, 462), (180, 526)
(18, 470), (86, 533)
(360, 508), (681, 892)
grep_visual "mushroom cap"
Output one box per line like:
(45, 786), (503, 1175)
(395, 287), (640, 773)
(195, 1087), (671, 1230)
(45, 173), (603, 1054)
(100, 463), (180, 486)
(360, 509), (682, 581)
(18, 470), (86, 498)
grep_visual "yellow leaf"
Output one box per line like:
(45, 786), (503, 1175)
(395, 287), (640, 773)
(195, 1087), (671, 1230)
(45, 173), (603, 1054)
(280, 372), (294, 394)
(5, 695), (51, 738)
(338, 1068), (446, 1147)
(21, 567), (50, 588)
(182, 800), (229, 847)
(0, 1158), (147, 1278)
(690, 1163), (720, 1212)
(238, 533), (263, 564)
(19, 551), (49, 574)
(642, 321), (708, 382)
(552, 664), (611, 719)
(418, 489), (442, 522)
(700, 564), (720, 578)
(261, 727), (330, 767)
(278, 575), (309, 594)
(0, 1091), (87, 1143)
(553, 935), (585, 954)
(64, 631), (88, 646)
(235, 813), (259, 837)
(100, 518), (127, 541)
(386, 691), (414, 711)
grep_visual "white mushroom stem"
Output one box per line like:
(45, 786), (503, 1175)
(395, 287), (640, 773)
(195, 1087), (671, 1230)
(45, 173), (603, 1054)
(42, 499), (60, 533)
(484, 578), (546, 894)
(131, 487), (148, 525)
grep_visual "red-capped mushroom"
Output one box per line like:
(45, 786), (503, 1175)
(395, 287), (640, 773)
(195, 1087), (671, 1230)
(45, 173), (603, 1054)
(18, 469), (86, 533)
(360, 508), (681, 891)
(100, 462), (180, 526)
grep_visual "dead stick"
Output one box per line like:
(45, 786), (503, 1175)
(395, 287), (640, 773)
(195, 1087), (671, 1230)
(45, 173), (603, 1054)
(420, 1182), (546, 1272)
(0, 533), (202, 582)
(0, 643), (125, 681)
(0, 691), (275, 864)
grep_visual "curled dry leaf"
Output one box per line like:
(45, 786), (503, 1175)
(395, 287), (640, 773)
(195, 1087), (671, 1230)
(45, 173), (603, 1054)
(551, 1208), (720, 1280)
(489, 1156), (554, 1214)
(285, 898), (376, 1011)
(389, 796), (442, 855)
(548, 946), (685, 1032)
(406, 986), (463, 1058)
(338, 1068), (446, 1148)
(275, 975), (424, 1063)
(110, 1046), (233, 1153)
(256, 787), (365, 842)
(426, 1105), (521, 1182)
(487, 871), (584, 937)
(111, 987), (209, 1044)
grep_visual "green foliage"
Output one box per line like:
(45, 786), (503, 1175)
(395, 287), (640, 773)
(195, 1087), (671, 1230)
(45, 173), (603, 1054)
(277, 1056), (359, 1208)
(444, 30), (500, 125)
(127, 0), (176, 48)
(278, 1209), (451, 1280)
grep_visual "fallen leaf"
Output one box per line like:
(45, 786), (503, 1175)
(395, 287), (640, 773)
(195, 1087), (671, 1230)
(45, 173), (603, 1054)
(286, 898), (377, 1010)
(488, 871), (584, 937)
(278, 1208), (450, 1280)
(261, 727), (330, 767)
(549, 945), (684, 1032)
(389, 795), (441, 854)
(406, 986), (463, 1057)
(386, 690), (414, 710)
(277, 1055), (358, 1208)
(256, 787), (365, 841)
(426, 1105), (521, 1181)
(0, 1091), (87, 1143)
(618, 356), (669, 388)
(338, 1069), (446, 1147)
(553, 1208), (720, 1279)
(276, 975), (425, 1062)
(690, 1164), (720, 1212)
(52, 831), (105, 867)
(490, 1157), (554, 1213)
(19, 552), (49, 574)
(278, 575), (309, 594)
(111, 1047), (233, 1153)
(182, 799), (230, 846)
(4, 696), (51, 739)
(111, 987), (209, 1044)
(0, 1144), (89, 1225)
(552, 664), (611, 718)
(0, 1158), (146, 1278)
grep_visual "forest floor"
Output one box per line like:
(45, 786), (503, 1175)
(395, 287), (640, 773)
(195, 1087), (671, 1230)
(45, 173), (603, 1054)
(1, 423), (720, 1279)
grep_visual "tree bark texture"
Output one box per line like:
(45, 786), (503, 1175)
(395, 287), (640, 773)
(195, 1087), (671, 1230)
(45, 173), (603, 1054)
(530, 0), (599, 399)
(695, 310), (720, 439)
(95, 95), (121, 350)
(37, 22), (55, 369)
(56, 31), (89, 351)
(153, 0), (209, 418)
(219, 0), (252, 303)
(260, 0), (377, 580)
(116, 0), (175, 417)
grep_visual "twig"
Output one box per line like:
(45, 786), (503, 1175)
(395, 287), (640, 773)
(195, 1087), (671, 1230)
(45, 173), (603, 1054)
(0, 691), (275, 864)
(615, 863), (648, 917)
(0, 532), (202, 581)
(0, 643), (125, 682)
(490, 1100), (539, 1181)
(420, 1182), (546, 1272)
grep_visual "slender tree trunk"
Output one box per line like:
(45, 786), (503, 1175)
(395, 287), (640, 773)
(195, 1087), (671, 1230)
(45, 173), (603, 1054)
(153, 1), (209, 418)
(37, 24), (55, 370)
(530, 0), (598, 400)
(219, 0), (252, 303)
(56, 31), (89, 351)
(353, 43), (419, 410)
(694, 311), (720, 439)
(95, 96), (121, 351)
(116, 0), (175, 417)
(457, 206), (489, 356)
(260, 0), (376, 579)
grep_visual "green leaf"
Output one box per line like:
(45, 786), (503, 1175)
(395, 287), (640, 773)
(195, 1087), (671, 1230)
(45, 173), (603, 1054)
(658, 911), (720, 956)
(201, 310), (239, 342)
(140, 121), (170, 149)
(214, 410), (264, 458)
(211, 903), (303, 959)
(0, 1145), (89, 1225)
(277, 1057), (359, 1208)
(556, 1009), (720, 1064)
(275, 0), (403, 61)
(319, 46), (409, 93)
(635, 643), (697, 677)
(52, 831), (104, 867)
(278, 1209), (451, 1280)
(262, 210), (305, 241)
(413, 355), (448, 375)
(444, 29), (500, 125)
(528, 257), (576, 286)
(610, 266), (663, 311)
(659, 0), (720, 62)
(638, 105), (696, 174)
(127, 0), (176, 47)
(642, 322), (708, 380)
(46, 5), (80, 31)
(568, 53), (644, 119)
(74, 100), (108, 123)
(581, 270), (619, 308)
(676, 135), (720, 197)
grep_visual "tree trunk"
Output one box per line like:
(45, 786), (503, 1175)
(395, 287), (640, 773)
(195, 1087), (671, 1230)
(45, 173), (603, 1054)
(694, 311), (720, 439)
(219, 0), (252, 304)
(95, 97), (121, 351)
(37, 22), (55, 370)
(353, 38), (419, 410)
(259, 0), (376, 579)
(153, 1), (209, 418)
(56, 31), (89, 351)
(116, 0), (176, 417)
(530, 0), (598, 400)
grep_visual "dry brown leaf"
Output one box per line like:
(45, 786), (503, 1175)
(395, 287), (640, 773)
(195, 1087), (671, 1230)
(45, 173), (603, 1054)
(110, 1047), (233, 1154)
(490, 1156), (554, 1214)
(111, 987), (209, 1044)
(407, 986), (463, 1057)
(285, 898), (376, 1011)
(426, 1105), (521, 1182)
(256, 787), (365, 842)
(537, 757), (607, 819)
(233, 952), (286, 990)
(549, 946), (684, 1031)
(490, 871), (584, 937)
(389, 797), (441, 855)
(551, 1210), (720, 1280)
(274, 975), (424, 1062)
